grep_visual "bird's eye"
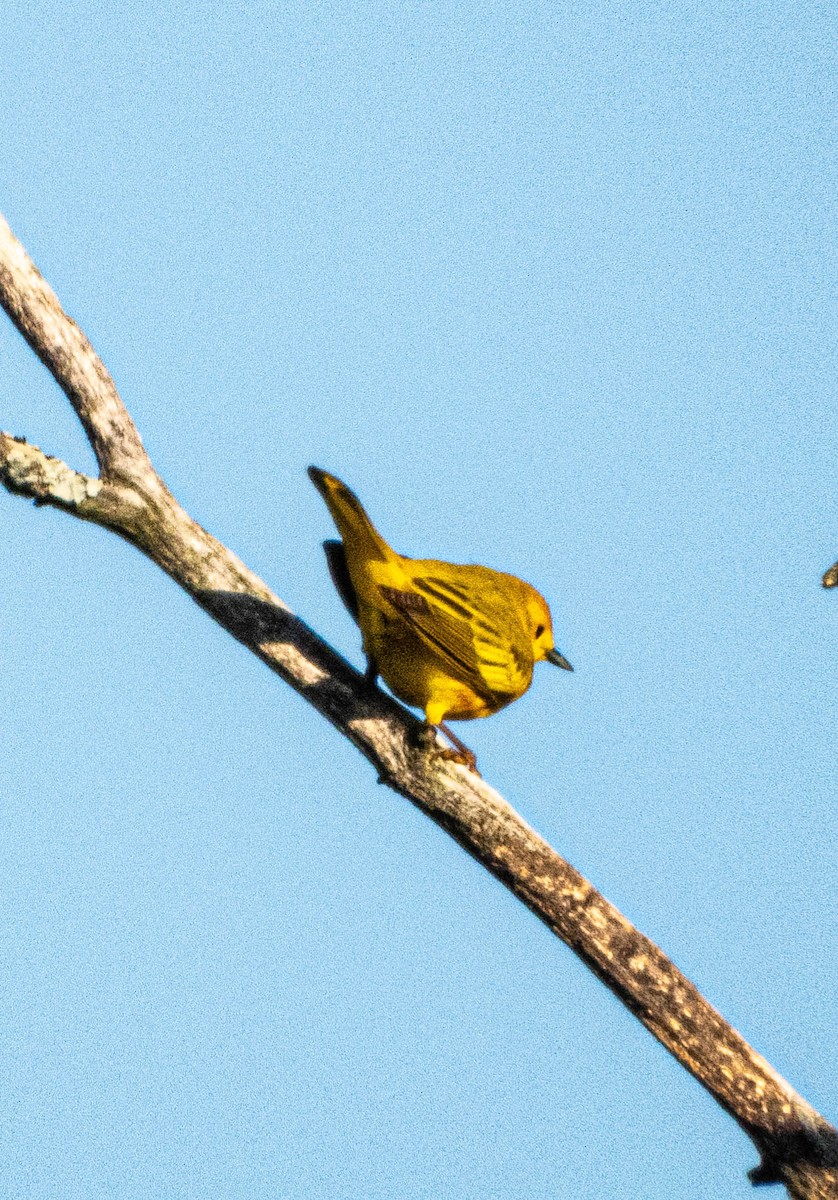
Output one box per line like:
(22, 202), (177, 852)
(534, 624), (545, 639)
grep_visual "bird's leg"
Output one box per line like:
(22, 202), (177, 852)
(437, 722), (480, 776)
(409, 720), (480, 775)
(363, 654), (380, 689)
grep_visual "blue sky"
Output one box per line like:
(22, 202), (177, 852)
(2, 2), (836, 1196)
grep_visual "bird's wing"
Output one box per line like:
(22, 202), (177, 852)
(378, 568), (532, 700)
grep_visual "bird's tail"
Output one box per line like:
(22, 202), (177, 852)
(307, 467), (392, 563)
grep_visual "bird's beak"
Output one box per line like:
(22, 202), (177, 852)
(546, 648), (574, 671)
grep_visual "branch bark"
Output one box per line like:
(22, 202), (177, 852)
(2, 211), (836, 1199)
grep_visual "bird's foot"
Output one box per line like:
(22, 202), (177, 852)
(411, 721), (480, 775)
(435, 745), (480, 775)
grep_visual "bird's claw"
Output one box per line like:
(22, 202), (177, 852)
(411, 722), (481, 775)
(434, 746), (481, 775)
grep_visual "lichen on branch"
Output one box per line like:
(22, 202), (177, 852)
(0, 433), (102, 507)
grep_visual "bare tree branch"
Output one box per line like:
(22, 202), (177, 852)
(0, 215), (151, 484)
(2, 211), (836, 1199)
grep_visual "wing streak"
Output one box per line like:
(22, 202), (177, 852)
(379, 573), (529, 701)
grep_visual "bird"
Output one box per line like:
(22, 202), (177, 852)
(308, 466), (572, 772)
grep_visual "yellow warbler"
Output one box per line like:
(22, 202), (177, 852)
(308, 467), (572, 770)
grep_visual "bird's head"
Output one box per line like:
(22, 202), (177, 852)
(524, 586), (573, 672)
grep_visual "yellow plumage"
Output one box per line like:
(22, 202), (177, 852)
(308, 467), (572, 769)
